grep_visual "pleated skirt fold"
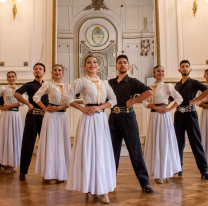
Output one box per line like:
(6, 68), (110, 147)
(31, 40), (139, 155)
(35, 112), (71, 180)
(200, 109), (208, 161)
(0, 111), (23, 167)
(66, 112), (116, 195)
(144, 112), (181, 179)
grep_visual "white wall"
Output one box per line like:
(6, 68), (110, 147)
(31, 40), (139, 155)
(0, 0), (53, 84)
(159, 0), (208, 81)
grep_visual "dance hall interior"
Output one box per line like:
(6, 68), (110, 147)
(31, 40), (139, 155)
(1, 0), (208, 205)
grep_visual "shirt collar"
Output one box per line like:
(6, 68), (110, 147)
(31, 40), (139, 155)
(152, 81), (164, 87)
(179, 77), (191, 84)
(53, 80), (64, 86)
(33, 79), (44, 84)
(113, 74), (129, 83)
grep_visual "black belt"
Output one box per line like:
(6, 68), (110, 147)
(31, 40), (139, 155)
(28, 108), (45, 115)
(8, 107), (19, 112)
(49, 104), (65, 112)
(177, 105), (195, 113)
(111, 106), (133, 114)
(151, 104), (166, 112)
(85, 104), (104, 113)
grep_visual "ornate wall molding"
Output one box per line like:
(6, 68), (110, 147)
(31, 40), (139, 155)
(84, 0), (109, 11)
(52, 0), (161, 67)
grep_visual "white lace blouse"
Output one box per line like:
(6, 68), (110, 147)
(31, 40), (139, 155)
(0, 85), (24, 106)
(64, 75), (117, 108)
(196, 83), (208, 106)
(33, 81), (71, 106)
(143, 82), (183, 108)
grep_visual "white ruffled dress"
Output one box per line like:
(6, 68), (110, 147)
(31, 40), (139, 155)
(65, 75), (117, 195)
(33, 81), (71, 180)
(0, 85), (24, 168)
(143, 82), (183, 179)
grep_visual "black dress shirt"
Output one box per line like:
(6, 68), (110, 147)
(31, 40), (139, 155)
(16, 80), (49, 109)
(170, 77), (208, 105)
(108, 75), (151, 107)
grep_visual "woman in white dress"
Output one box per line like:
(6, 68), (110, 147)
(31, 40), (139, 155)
(33, 64), (71, 184)
(196, 69), (208, 161)
(65, 55), (117, 204)
(143, 65), (183, 184)
(0, 71), (24, 173)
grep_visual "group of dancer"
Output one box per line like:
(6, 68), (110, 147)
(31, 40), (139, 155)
(0, 54), (208, 204)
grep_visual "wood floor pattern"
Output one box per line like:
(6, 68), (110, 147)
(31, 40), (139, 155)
(1, 153), (208, 206)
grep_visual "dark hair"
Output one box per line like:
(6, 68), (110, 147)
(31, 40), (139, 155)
(52, 64), (64, 71)
(116, 54), (129, 64)
(153, 65), (164, 73)
(7, 71), (17, 77)
(180, 60), (190, 66)
(84, 55), (98, 66)
(205, 69), (208, 74)
(33, 63), (46, 72)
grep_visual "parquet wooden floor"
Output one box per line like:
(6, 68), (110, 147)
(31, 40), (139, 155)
(0, 153), (208, 206)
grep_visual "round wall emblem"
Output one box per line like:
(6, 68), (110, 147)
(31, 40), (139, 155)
(92, 26), (104, 46)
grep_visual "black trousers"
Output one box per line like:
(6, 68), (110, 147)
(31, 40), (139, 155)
(174, 111), (207, 173)
(20, 113), (44, 174)
(109, 111), (149, 186)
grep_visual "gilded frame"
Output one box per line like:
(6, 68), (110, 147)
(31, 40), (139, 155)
(52, 0), (161, 66)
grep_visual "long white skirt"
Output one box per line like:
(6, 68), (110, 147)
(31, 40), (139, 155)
(144, 112), (182, 179)
(0, 111), (23, 167)
(66, 112), (116, 195)
(35, 112), (71, 180)
(200, 109), (208, 161)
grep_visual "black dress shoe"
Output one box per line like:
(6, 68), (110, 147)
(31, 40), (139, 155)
(201, 171), (208, 179)
(142, 185), (153, 193)
(19, 173), (26, 180)
(178, 171), (182, 176)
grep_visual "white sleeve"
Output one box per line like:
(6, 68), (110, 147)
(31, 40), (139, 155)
(19, 93), (26, 107)
(33, 83), (49, 103)
(104, 81), (117, 108)
(64, 79), (83, 105)
(142, 98), (151, 108)
(166, 83), (183, 105)
(196, 91), (202, 106)
(0, 87), (5, 97)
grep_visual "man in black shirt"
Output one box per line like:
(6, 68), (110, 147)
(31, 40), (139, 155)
(14, 63), (49, 180)
(108, 55), (153, 193)
(171, 60), (208, 178)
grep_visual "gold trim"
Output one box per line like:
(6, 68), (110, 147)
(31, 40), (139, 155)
(155, 0), (160, 65)
(52, 0), (57, 66)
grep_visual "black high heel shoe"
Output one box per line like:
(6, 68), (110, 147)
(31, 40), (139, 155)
(0, 164), (4, 169)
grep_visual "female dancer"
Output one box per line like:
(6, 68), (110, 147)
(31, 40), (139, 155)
(65, 55), (117, 204)
(33, 64), (71, 184)
(0, 71), (24, 173)
(143, 65), (182, 184)
(196, 69), (208, 161)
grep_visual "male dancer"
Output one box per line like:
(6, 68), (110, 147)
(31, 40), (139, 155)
(170, 60), (208, 178)
(108, 55), (153, 193)
(14, 63), (48, 180)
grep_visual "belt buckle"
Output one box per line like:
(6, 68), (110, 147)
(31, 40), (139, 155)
(179, 107), (185, 113)
(114, 107), (120, 114)
(97, 110), (100, 113)
(181, 108), (185, 113)
(40, 110), (45, 115)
